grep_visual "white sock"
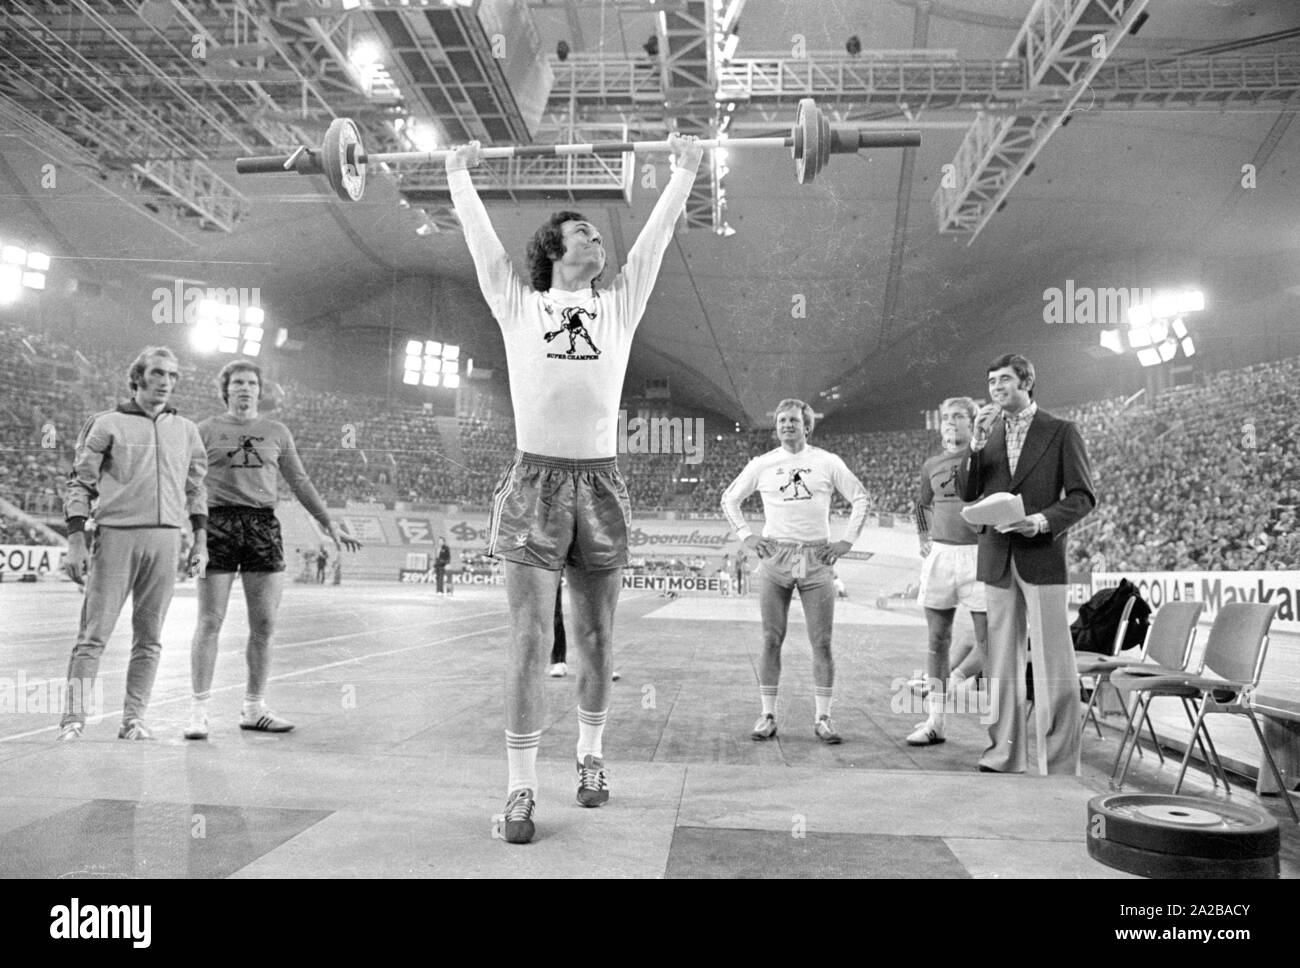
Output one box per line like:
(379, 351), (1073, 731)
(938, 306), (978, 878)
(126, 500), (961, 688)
(577, 708), (607, 760)
(760, 685), (778, 718)
(815, 686), (833, 720)
(191, 695), (209, 718)
(506, 729), (541, 794)
(242, 694), (264, 716)
(926, 689), (946, 731)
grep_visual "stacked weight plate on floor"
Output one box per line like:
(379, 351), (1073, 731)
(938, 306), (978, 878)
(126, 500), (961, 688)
(1086, 793), (1280, 878)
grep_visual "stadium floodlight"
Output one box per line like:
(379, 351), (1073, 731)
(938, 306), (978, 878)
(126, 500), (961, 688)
(406, 340), (422, 356)
(444, 374), (460, 389)
(348, 38), (383, 69)
(1177, 290), (1204, 313)
(1150, 292), (1179, 320)
(425, 340), (442, 356)
(1, 245), (27, 265)
(1171, 317), (1188, 338)
(1158, 339), (1177, 363)
(22, 271), (45, 290)
(244, 326), (264, 344)
(1127, 303), (1151, 328)
(1182, 337), (1196, 357)
(422, 371), (439, 387)
(443, 344), (459, 360)
(25, 251), (51, 271)
(1136, 347), (1161, 367)
(244, 305), (265, 325)
(402, 370), (420, 385)
(191, 318), (221, 353)
(220, 320), (241, 339)
(243, 342), (261, 357)
(218, 336), (239, 354)
(441, 359), (457, 375)
(1148, 320), (1168, 344)
(1099, 329), (1125, 354)
(275, 328), (289, 349)
(0, 264), (24, 304)
(1128, 326), (1152, 348)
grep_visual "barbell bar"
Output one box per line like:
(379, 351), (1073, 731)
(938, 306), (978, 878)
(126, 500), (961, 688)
(235, 98), (920, 202)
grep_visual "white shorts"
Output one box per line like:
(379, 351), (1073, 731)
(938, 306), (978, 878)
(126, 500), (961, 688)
(917, 542), (986, 611)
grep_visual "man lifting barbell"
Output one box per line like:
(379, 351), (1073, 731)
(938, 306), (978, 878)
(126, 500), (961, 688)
(443, 134), (704, 846)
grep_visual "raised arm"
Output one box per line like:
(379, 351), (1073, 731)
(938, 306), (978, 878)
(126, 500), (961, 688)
(446, 143), (527, 319)
(612, 135), (704, 328)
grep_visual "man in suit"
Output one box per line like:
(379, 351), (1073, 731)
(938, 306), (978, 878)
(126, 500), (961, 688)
(957, 354), (1096, 774)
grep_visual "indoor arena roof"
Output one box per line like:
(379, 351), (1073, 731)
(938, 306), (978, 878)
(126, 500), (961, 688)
(1, 0), (1298, 428)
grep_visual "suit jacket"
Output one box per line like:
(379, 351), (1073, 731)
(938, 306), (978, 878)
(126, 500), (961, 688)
(956, 407), (1096, 586)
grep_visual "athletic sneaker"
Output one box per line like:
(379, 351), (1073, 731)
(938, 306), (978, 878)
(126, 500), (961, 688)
(814, 715), (842, 745)
(576, 754), (609, 807)
(118, 720), (154, 741)
(56, 722), (83, 742)
(183, 713), (210, 740)
(240, 709), (295, 732)
(547, 662), (567, 678)
(906, 723), (945, 746)
(750, 713), (778, 740)
(502, 788), (536, 844)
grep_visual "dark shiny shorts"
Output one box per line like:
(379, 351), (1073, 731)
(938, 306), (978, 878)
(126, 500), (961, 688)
(487, 451), (631, 572)
(205, 506), (286, 573)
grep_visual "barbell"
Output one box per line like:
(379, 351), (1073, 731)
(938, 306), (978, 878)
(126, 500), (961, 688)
(234, 98), (920, 202)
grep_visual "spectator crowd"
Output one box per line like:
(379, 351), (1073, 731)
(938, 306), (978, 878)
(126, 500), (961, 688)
(1, 323), (1296, 570)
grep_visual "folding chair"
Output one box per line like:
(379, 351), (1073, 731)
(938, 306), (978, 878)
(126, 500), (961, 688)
(1105, 601), (1205, 787)
(1112, 602), (1297, 824)
(1076, 595), (1137, 738)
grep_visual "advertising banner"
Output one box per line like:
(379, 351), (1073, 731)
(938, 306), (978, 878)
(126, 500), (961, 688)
(1093, 570), (1300, 634)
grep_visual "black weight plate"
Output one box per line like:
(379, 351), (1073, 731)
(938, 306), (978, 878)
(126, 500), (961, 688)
(1087, 793), (1279, 859)
(1087, 834), (1278, 879)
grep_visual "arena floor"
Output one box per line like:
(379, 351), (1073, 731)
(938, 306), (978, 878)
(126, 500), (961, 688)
(1, 579), (1296, 880)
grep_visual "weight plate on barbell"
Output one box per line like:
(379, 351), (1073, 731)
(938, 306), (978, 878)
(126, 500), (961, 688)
(794, 98), (822, 185)
(1087, 834), (1279, 879)
(323, 118), (366, 202)
(1087, 793), (1280, 859)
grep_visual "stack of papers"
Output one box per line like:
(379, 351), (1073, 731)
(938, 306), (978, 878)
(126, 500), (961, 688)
(960, 492), (1026, 530)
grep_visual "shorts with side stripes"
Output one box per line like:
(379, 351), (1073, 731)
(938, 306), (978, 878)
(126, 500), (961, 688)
(487, 451), (631, 572)
(758, 541), (836, 592)
(205, 506), (286, 573)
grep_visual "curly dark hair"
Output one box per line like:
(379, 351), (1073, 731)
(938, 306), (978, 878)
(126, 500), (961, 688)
(526, 210), (602, 292)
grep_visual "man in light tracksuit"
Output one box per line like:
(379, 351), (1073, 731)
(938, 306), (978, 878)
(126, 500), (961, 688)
(57, 347), (209, 741)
